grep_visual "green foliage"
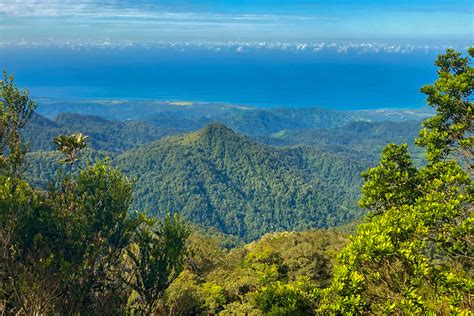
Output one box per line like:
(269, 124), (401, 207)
(359, 144), (420, 213)
(0, 81), (190, 314)
(263, 120), (425, 165)
(160, 230), (348, 315)
(254, 279), (320, 315)
(22, 112), (177, 153)
(164, 270), (204, 315)
(1, 150), (139, 314)
(24, 148), (111, 189)
(2, 155), (190, 314)
(126, 213), (189, 314)
(0, 176), (47, 314)
(53, 132), (89, 165)
(321, 48), (474, 314)
(417, 48), (473, 172)
(47, 159), (136, 313)
(0, 70), (36, 177)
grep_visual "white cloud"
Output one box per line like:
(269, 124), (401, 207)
(0, 0), (96, 17)
(0, 39), (457, 55)
(0, 0), (332, 23)
(1, 1), (469, 45)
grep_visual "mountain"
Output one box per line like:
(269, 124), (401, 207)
(141, 106), (356, 136)
(22, 112), (423, 241)
(23, 111), (424, 165)
(115, 124), (368, 240)
(22, 113), (422, 240)
(34, 98), (431, 136)
(351, 107), (434, 122)
(35, 99), (356, 135)
(22, 113), (179, 153)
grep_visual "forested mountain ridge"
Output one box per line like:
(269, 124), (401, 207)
(35, 98), (433, 138)
(116, 123), (367, 240)
(141, 107), (356, 136)
(23, 121), (368, 240)
(34, 100), (356, 134)
(22, 112), (420, 241)
(23, 110), (422, 164)
(22, 112), (179, 153)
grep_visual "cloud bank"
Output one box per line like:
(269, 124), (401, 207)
(1, 39), (465, 55)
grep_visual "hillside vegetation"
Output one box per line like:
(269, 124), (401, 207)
(116, 123), (367, 240)
(22, 111), (421, 241)
(22, 112), (178, 153)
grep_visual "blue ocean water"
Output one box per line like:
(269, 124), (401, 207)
(0, 46), (440, 110)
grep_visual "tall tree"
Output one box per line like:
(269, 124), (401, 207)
(417, 48), (474, 174)
(321, 48), (473, 314)
(0, 70), (42, 314)
(126, 214), (189, 314)
(0, 70), (36, 177)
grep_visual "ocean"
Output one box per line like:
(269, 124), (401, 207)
(0, 45), (440, 110)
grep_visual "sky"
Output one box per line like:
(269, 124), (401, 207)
(0, 0), (473, 45)
(1, 1), (472, 107)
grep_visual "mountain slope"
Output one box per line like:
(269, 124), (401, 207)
(261, 120), (424, 164)
(116, 124), (367, 240)
(22, 113), (179, 153)
(142, 106), (355, 136)
(35, 99), (356, 136)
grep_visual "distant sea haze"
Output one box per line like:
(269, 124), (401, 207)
(1, 46), (441, 110)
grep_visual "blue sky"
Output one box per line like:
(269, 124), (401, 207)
(0, 0), (472, 45)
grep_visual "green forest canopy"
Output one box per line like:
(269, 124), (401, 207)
(21, 112), (422, 241)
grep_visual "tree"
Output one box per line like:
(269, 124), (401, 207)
(0, 70), (43, 314)
(358, 143), (420, 214)
(0, 70), (36, 177)
(417, 48), (473, 174)
(1, 130), (137, 314)
(125, 214), (189, 314)
(321, 48), (473, 314)
(254, 279), (319, 315)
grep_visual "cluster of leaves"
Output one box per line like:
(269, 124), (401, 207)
(0, 70), (36, 178)
(0, 73), (189, 314)
(417, 48), (473, 171)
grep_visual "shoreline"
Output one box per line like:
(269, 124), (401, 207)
(33, 96), (431, 112)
